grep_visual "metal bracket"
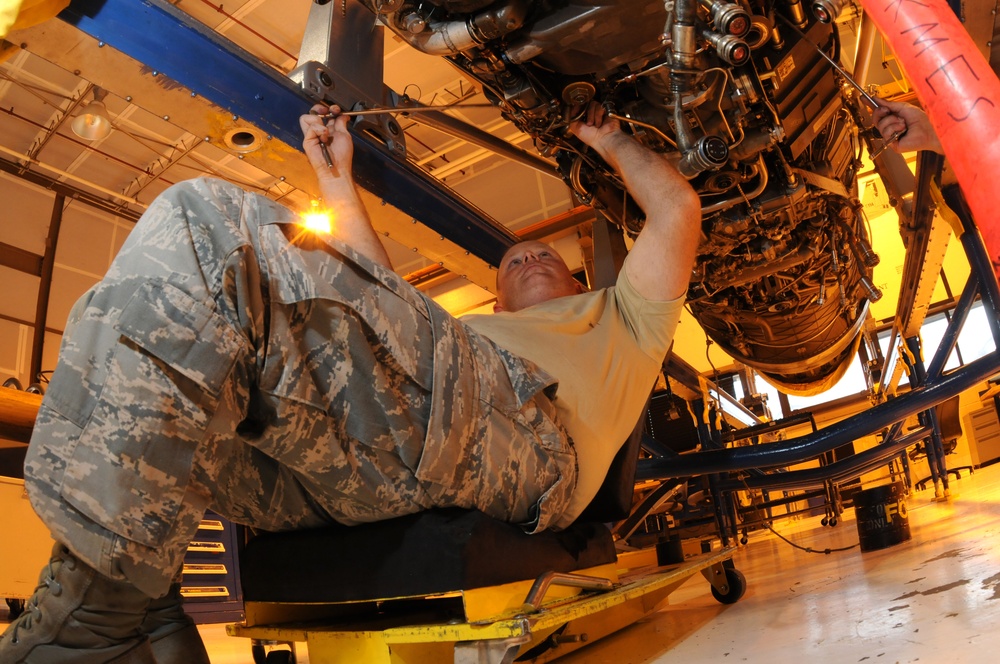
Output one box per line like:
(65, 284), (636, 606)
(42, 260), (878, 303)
(289, 0), (406, 161)
(520, 571), (615, 613)
(700, 561), (732, 596)
(454, 632), (531, 664)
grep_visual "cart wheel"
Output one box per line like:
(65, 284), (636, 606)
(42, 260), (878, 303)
(251, 643), (267, 664)
(5, 598), (25, 620)
(829, 516), (838, 527)
(710, 567), (747, 604)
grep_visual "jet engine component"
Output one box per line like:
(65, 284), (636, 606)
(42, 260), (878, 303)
(361, 0), (879, 395)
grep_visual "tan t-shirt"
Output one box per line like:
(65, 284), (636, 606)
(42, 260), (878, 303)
(461, 256), (685, 528)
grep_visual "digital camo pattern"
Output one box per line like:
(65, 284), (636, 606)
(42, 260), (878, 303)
(24, 178), (577, 597)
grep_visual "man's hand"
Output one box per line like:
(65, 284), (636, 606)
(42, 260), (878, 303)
(300, 104), (354, 180)
(567, 102), (701, 302)
(872, 98), (943, 155)
(297, 104), (393, 269)
(570, 104), (625, 162)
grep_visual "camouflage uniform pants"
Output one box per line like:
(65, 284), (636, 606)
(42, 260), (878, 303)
(24, 178), (577, 598)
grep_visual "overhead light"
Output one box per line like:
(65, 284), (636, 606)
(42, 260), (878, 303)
(72, 87), (113, 141)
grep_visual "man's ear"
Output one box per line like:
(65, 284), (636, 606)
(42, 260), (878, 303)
(493, 301), (505, 313)
(574, 281), (586, 294)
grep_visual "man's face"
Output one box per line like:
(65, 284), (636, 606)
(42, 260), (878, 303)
(494, 241), (584, 313)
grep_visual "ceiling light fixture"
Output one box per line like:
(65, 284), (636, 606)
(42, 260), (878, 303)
(223, 126), (265, 154)
(72, 87), (113, 141)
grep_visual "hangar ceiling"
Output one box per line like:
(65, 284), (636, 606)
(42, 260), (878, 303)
(0, 0), (579, 292)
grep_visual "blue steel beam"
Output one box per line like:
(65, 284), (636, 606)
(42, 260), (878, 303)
(636, 351), (1000, 480)
(58, 0), (518, 266)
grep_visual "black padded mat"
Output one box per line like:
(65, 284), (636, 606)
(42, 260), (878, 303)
(240, 508), (616, 603)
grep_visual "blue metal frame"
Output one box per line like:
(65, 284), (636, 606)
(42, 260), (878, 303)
(640, 183), (1000, 497)
(639, 353), (1000, 480)
(59, 0), (519, 266)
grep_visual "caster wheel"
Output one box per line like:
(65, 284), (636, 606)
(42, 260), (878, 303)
(830, 517), (838, 527)
(740, 536), (748, 545)
(711, 567), (747, 605)
(821, 517), (828, 526)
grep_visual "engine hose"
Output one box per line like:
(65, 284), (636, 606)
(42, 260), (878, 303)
(673, 85), (696, 152)
(838, 219), (879, 269)
(384, 0), (528, 56)
(860, 0), (1000, 279)
(672, 0), (699, 68)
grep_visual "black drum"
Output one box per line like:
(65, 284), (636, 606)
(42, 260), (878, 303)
(854, 482), (911, 552)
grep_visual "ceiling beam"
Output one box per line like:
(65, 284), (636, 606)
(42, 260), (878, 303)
(0, 241), (42, 276)
(56, 0), (519, 267)
(0, 153), (142, 223)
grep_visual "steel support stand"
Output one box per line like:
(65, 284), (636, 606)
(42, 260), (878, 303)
(902, 335), (948, 497)
(691, 397), (732, 546)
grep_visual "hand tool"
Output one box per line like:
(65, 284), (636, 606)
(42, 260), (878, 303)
(311, 103), (495, 168)
(322, 102), (496, 119)
(775, 15), (905, 156)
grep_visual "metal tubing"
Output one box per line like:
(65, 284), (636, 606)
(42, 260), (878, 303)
(924, 275), (980, 381)
(737, 488), (826, 513)
(29, 195), (64, 384)
(852, 12), (878, 84)
(722, 412), (816, 444)
(694, 398), (732, 545)
(904, 335), (945, 492)
(396, 108), (559, 177)
(719, 427), (932, 492)
(521, 572), (614, 612)
(947, 184), (1000, 347)
(925, 402), (948, 491)
(636, 352), (1000, 481)
(337, 104), (497, 116)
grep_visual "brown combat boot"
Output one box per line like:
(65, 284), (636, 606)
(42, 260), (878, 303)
(0, 543), (155, 663)
(142, 584), (210, 664)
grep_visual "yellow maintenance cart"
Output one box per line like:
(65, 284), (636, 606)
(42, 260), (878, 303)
(227, 508), (745, 664)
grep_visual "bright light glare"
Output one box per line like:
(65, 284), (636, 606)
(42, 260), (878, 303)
(301, 210), (332, 234)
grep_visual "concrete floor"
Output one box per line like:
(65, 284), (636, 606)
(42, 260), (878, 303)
(5, 463), (999, 663)
(209, 463), (1000, 663)
(557, 464), (1000, 664)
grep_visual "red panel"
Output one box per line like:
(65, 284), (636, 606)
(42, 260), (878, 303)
(861, 0), (1000, 278)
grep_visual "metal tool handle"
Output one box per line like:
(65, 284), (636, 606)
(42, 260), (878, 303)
(324, 102), (496, 118)
(520, 572), (615, 613)
(775, 14), (881, 109)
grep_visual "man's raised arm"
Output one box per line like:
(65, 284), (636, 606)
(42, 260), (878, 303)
(571, 104), (701, 301)
(300, 104), (394, 269)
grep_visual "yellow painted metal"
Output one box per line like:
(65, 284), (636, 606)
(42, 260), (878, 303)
(228, 547), (737, 663)
(0, 476), (55, 599)
(306, 631), (456, 664)
(461, 562), (620, 622)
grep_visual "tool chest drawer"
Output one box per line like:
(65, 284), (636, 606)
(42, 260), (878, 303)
(180, 510), (244, 623)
